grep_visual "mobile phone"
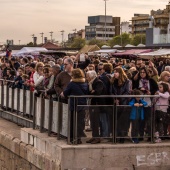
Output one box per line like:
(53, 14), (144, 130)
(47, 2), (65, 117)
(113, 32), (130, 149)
(80, 54), (85, 62)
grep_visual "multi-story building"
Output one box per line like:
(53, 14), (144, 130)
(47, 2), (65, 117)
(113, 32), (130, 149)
(68, 29), (85, 42)
(85, 15), (120, 41)
(121, 21), (131, 34)
(132, 2), (170, 35)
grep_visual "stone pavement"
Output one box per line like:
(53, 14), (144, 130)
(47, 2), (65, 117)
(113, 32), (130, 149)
(0, 117), (21, 139)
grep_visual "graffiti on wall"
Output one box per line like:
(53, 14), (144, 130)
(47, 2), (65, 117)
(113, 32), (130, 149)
(136, 152), (169, 166)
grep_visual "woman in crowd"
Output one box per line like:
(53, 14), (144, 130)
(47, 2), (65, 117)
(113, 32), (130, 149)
(133, 67), (158, 141)
(86, 70), (108, 144)
(30, 62), (44, 90)
(61, 68), (88, 144)
(111, 66), (131, 143)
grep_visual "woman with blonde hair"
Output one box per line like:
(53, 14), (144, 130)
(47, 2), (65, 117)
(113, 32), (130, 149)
(111, 66), (131, 143)
(30, 62), (44, 89)
(61, 68), (88, 144)
(159, 71), (170, 85)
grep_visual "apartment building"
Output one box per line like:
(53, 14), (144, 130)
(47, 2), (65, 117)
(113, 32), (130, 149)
(85, 15), (120, 41)
(132, 2), (170, 35)
(68, 29), (85, 42)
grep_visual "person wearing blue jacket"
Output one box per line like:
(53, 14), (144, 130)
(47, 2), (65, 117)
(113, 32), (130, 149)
(129, 89), (148, 143)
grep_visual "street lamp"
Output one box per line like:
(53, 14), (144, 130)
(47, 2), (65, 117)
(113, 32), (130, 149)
(60, 30), (65, 47)
(40, 32), (44, 44)
(49, 31), (53, 42)
(19, 40), (21, 45)
(31, 34), (34, 43)
(104, 0), (109, 41)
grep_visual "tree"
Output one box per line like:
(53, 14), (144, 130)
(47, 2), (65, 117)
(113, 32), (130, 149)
(70, 37), (86, 48)
(88, 38), (107, 48)
(27, 42), (34, 46)
(108, 33), (131, 47)
(131, 34), (146, 46)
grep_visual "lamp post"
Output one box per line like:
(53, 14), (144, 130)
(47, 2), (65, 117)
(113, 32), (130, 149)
(31, 34), (34, 43)
(40, 32), (44, 44)
(49, 31), (53, 42)
(60, 30), (65, 47)
(19, 40), (21, 45)
(104, 0), (108, 42)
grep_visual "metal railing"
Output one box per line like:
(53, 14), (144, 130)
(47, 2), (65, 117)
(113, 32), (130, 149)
(1, 78), (170, 145)
(67, 95), (168, 145)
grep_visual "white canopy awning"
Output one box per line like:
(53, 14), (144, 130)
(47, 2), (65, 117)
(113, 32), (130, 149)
(94, 49), (117, 53)
(15, 47), (47, 56)
(138, 49), (170, 59)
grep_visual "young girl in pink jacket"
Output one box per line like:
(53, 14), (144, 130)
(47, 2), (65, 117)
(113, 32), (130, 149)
(155, 82), (170, 142)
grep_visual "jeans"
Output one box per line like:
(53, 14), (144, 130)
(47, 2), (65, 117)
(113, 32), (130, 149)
(100, 113), (109, 137)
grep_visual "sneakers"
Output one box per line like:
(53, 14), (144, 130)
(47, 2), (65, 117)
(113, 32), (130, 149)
(86, 138), (101, 144)
(91, 138), (101, 144)
(132, 138), (139, 144)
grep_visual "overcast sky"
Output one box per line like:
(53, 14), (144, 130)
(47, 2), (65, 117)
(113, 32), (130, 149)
(0, 0), (168, 44)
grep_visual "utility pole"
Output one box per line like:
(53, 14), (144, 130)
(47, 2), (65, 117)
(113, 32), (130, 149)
(31, 34), (34, 43)
(49, 31), (53, 42)
(40, 32), (44, 44)
(60, 30), (65, 47)
(104, 0), (109, 42)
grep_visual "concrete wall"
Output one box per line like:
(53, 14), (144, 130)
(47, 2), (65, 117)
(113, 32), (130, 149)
(21, 128), (170, 170)
(0, 130), (61, 170)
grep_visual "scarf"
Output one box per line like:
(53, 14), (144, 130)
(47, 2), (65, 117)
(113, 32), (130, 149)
(140, 78), (149, 91)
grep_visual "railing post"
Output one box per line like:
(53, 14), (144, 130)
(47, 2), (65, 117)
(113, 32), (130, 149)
(67, 97), (71, 144)
(40, 94), (45, 133)
(6, 85), (9, 111)
(113, 97), (116, 144)
(11, 87), (14, 112)
(1, 81), (4, 109)
(57, 97), (62, 140)
(17, 88), (20, 115)
(33, 95), (37, 129)
(48, 96), (53, 136)
(151, 99), (155, 143)
(73, 97), (77, 145)
(23, 89), (26, 117)
(29, 91), (33, 118)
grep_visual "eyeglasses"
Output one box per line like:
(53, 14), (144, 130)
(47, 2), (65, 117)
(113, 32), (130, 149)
(140, 72), (146, 74)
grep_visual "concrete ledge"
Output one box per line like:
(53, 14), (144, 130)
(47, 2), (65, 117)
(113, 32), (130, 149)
(21, 128), (170, 170)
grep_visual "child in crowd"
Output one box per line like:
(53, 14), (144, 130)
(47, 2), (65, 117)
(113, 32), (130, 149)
(21, 74), (30, 90)
(13, 67), (24, 89)
(155, 82), (170, 142)
(129, 89), (148, 143)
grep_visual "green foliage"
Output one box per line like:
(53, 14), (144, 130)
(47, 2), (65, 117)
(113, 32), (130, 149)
(108, 33), (131, 47)
(27, 42), (34, 46)
(70, 37), (86, 48)
(131, 34), (146, 46)
(88, 38), (107, 48)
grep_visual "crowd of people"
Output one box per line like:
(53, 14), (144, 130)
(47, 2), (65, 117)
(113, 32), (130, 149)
(0, 53), (170, 144)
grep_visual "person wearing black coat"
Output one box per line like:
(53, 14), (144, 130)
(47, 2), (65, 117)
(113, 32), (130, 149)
(86, 70), (108, 144)
(61, 68), (88, 144)
(111, 67), (132, 143)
